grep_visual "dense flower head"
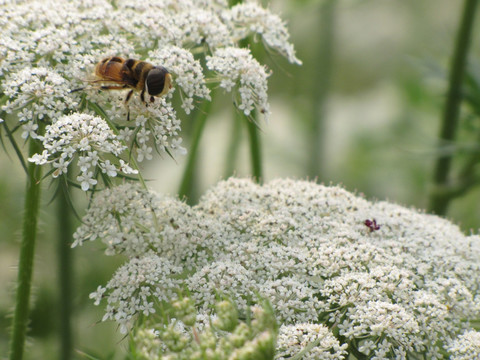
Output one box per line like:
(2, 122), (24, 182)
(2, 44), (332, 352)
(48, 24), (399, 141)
(1, 0), (299, 171)
(276, 323), (347, 360)
(447, 330), (480, 360)
(95, 252), (183, 334)
(74, 178), (480, 358)
(207, 47), (270, 118)
(224, 2), (302, 65)
(29, 113), (137, 190)
(2, 67), (77, 132)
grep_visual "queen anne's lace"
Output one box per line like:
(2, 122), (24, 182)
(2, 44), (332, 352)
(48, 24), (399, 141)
(74, 178), (480, 358)
(29, 113), (137, 190)
(207, 47), (270, 118)
(224, 2), (302, 65)
(276, 323), (347, 360)
(448, 330), (480, 360)
(1, 0), (299, 186)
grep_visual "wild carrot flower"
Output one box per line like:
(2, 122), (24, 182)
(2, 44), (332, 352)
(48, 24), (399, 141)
(448, 330), (480, 360)
(207, 47), (271, 118)
(74, 178), (480, 358)
(225, 2), (302, 65)
(28, 113), (137, 190)
(276, 323), (347, 360)
(1, 0), (300, 189)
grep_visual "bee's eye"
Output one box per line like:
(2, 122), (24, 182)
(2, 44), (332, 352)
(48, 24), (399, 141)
(146, 67), (169, 96)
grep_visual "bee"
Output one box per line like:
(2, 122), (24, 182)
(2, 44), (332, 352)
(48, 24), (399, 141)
(72, 56), (173, 119)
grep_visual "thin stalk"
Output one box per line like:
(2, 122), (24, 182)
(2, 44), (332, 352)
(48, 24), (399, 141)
(236, 24), (264, 183)
(223, 109), (243, 178)
(246, 115), (263, 183)
(428, 0), (478, 215)
(307, 0), (335, 180)
(178, 97), (214, 202)
(1, 120), (28, 174)
(9, 123), (45, 360)
(57, 180), (73, 360)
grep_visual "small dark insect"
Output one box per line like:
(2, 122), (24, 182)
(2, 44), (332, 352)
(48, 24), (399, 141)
(364, 219), (380, 232)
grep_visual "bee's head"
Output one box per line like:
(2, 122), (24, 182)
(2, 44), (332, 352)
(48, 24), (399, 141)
(145, 66), (172, 97)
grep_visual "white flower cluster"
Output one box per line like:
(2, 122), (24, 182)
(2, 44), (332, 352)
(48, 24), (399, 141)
(148, 46), (211, 114)
(1, 67), (78, 138)
(224, 2), (302, 65)
(448, 330), (480, 360)
(73, 183), (163, 252)
(29, 113), (137, 191)
(207, 47), (270, 118)
(276, 323), (347, 360)
(171, 8), (232, 49)
(92, 252), (183, 334)
(1, 0), (300, 167)
(74, 178), (480, 358)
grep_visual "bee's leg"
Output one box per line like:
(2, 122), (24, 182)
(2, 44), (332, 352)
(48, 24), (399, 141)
(71, 81), (129, 93)
(150, 96), (155, 103)
(124, 90), (134, 121)
(100, 85), (129, 90)
(70, 79), (107, 93)
(140, 88), (146, 104)
(124, 89), (134, 103)
(70, 87), (85, 93)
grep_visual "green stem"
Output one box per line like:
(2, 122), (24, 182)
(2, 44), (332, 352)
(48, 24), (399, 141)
(307, 0), (335, 180)
(234, 20), (264, 183)
(57, 180), (73, 360)
(246, 115), (263, 183)
(223, 109), (243, 178)
(9, 123), (45, 360)
(430, 131), (480, 202)
(428, 0), (478, 215)
(178, 97), (214, 203)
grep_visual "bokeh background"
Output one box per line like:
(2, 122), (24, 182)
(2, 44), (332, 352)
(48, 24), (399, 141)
(1, 0), (479, 358)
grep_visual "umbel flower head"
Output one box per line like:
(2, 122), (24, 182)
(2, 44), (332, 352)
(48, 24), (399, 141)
(74, 178), (480, 358)
(207, 47), (270, 117)
(29, 112), (137, 190)
(447, 330), (480, 360)
(1, 0), (300, 178)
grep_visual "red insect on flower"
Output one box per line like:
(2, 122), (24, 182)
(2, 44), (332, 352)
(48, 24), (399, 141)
(364, 219), (380, 232)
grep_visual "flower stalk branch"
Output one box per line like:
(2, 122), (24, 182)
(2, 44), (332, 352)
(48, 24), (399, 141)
(1, 120), (28, 173)
(178, 96), (214, 202)
(428, 0), (479, 215)
(224, 109), (243, 178)
(246, 115), (263, 183)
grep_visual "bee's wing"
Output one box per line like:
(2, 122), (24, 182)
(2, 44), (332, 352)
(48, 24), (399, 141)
(96, 61), (127, 82)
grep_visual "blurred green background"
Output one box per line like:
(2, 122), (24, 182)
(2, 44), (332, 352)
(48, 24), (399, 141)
(2, 0), (479, 358)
